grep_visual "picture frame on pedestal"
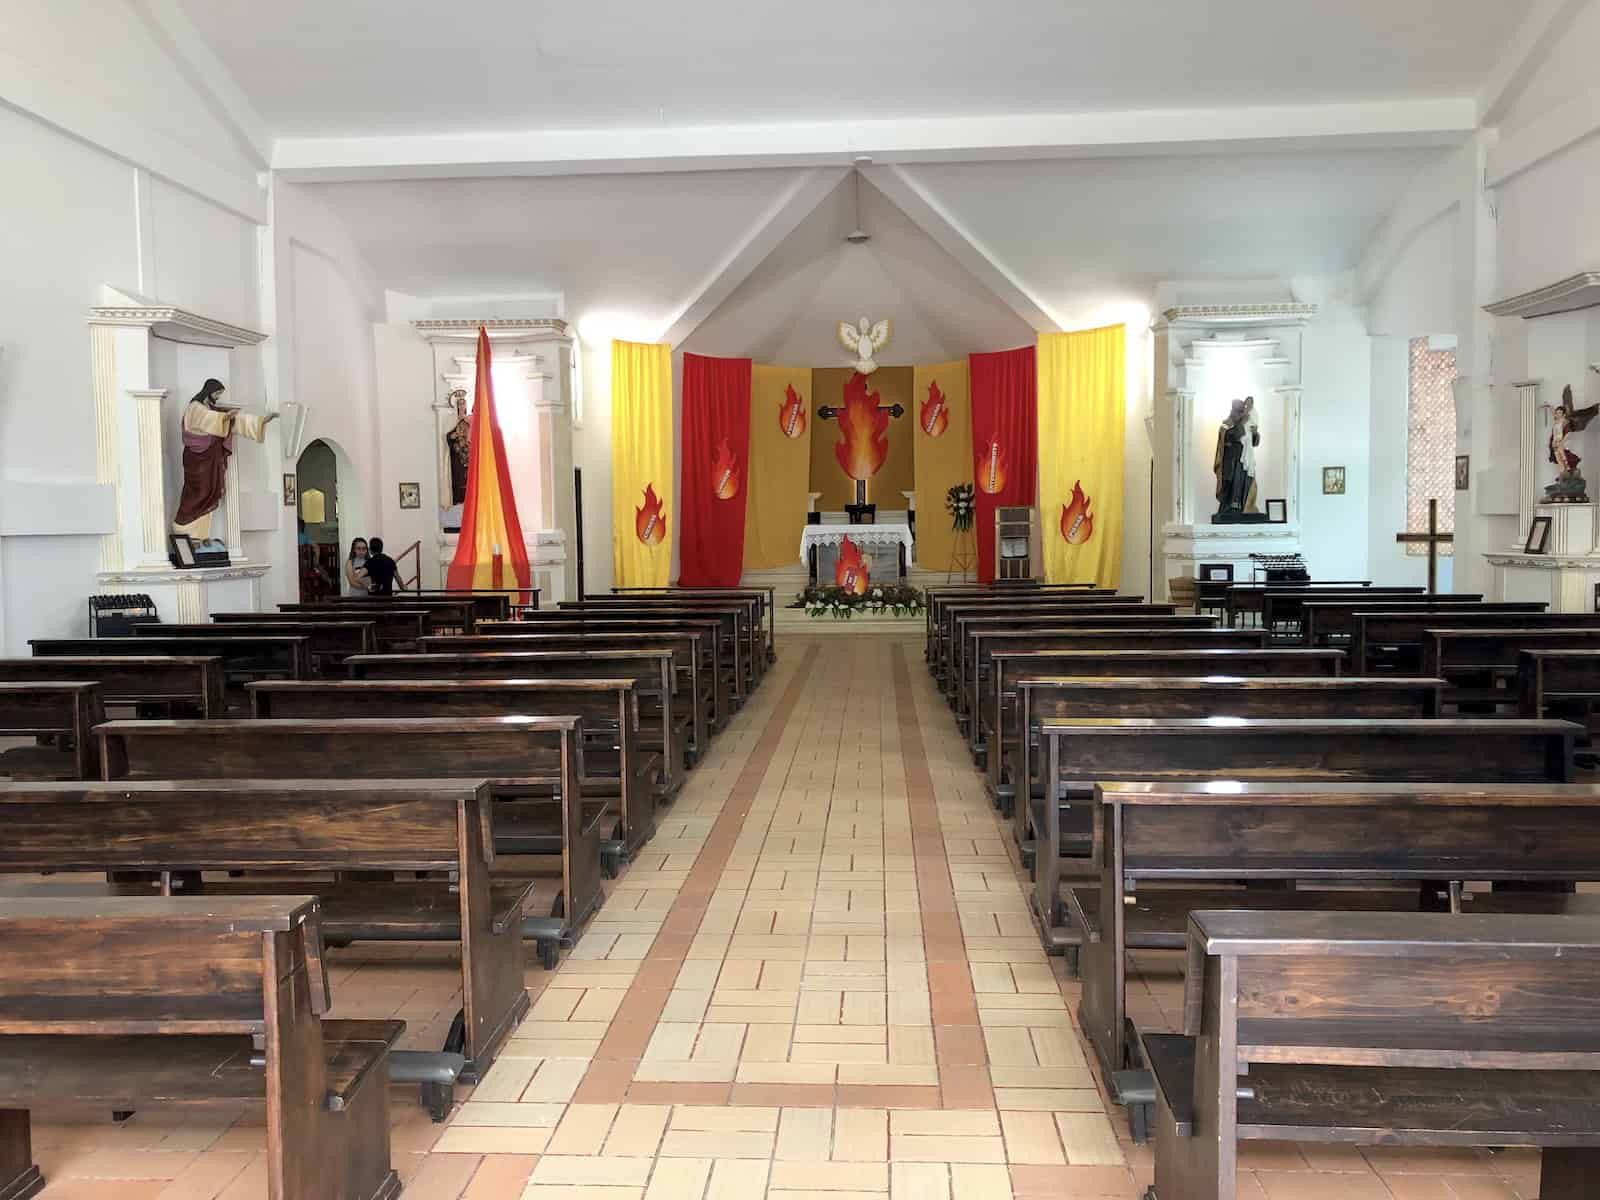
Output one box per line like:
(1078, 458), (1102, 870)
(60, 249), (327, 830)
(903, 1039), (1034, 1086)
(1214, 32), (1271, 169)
(1525, 515), (1553, 555)
(1265, 498), (1287, 523)
(168, 534), (197, 569)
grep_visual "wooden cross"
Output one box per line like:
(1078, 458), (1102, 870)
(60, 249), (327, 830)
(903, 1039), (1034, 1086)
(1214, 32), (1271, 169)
(1395, 497), (1453, 594)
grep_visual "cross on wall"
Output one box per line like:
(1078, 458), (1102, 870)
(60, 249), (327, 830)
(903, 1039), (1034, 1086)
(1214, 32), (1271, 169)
(1395, 498), (1453, 595)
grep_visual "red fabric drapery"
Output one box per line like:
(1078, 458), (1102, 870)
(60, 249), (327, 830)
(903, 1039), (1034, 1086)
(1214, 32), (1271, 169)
(679, 353), (753, 587)
(969, 345), (1038, 582)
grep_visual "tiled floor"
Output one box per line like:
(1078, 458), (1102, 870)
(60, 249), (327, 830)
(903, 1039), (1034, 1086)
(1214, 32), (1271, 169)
(26, 635), (1543, 1198)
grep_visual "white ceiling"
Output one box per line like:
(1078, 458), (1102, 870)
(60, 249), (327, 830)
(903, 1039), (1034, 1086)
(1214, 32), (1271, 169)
(177, 0), (1521, 138)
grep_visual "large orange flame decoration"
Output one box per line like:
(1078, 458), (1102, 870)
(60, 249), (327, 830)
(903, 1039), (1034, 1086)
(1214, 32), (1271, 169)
(635, 483), (666, 546)
(920, 380), (949, 437)
(976, 435), (1008, 494)
(710, 439), (740, 501)
(834, 535), (870, 595)
(778, 384), (806, 439)
(833, 373), (890, 480)
(1060, 481), (1094, 545)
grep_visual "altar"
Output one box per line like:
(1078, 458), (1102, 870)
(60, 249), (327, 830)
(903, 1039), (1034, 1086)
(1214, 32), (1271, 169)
(801, 520), (914, 585)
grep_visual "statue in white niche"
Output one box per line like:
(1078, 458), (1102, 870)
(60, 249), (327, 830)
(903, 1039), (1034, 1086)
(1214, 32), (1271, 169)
(1212, 395), (1264, 523)
(1545, 384), (1600, 504)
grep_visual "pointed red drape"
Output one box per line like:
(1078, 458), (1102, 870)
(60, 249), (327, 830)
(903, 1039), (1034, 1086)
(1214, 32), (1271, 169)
(678, 352), (753, 587)
(970, 345), (1038, 582)
(446, 328), (532, 595)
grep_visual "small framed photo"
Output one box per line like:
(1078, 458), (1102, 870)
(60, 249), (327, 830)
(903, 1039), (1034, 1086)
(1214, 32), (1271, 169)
(282, 473), (297, 507)
(1322, 466), (1346, 496)
(1202, 564), (1233, 582)
(168, 534), (197, 569)
(1455, 455), (1470, 491)
(1265, 498), (1287, 523)
(398, 481), (422, 510)
(1526, 514), (1553, 555)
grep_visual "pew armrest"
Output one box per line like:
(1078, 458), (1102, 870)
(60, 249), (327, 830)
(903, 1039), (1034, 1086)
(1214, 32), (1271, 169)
(1142, 1033), (1196, 1137)
(490, 879), (541, 936)
(320, 1018), (404, 1112)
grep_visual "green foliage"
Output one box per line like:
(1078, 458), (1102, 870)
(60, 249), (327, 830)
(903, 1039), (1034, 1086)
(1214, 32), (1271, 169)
(798, 583), (926, 620)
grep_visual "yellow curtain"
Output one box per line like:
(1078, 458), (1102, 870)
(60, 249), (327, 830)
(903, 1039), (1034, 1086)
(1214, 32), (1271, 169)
(1037, 326), (1125, 587)
(744, 364), (813, 569)
(911, 360), (972, 573)
(610, 340), (674, 587)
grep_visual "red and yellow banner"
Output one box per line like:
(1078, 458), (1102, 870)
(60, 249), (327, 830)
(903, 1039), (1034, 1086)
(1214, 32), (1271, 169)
(611, 340), (674, 587)
(445, 327), (531, 591)
(969, 346), (1037, 582)
(679, 353), (752, 587)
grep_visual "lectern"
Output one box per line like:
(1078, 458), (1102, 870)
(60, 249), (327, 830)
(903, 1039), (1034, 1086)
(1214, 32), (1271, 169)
(995, 506), (1037, 580)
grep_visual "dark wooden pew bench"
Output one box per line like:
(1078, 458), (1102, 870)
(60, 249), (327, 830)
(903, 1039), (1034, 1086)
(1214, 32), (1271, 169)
(557, 598), (762, 688)
(32, 636), (311, 690)
(0, 895), (402, 1200)
(1147, 911), (1600, 1200)
(1074, 781), (1600, 1087)
(0, 683), (104, 780)
(942, 602), (1176, 698)
(1425, 627), (1600, 705)
(1354, 609), (1600, 673)
(1520, 648), (1600, 720)
(927, 588), (1125, 678)
(0, 779), (525, 1116)
(491, 612), (748, 702)
(604, 586), (777, 664)
(282, 598), (476, 635)
(250, 678), (662, 870)
(1259, 588), (1454, 635)
(135, 620), (375, 672)
(1300, 599), (1545, 647)
(1224, 583), (1422, 629)
(96, 716), (600, 969)
(0, 656), (225, 719)
(215, 608), (429, 653)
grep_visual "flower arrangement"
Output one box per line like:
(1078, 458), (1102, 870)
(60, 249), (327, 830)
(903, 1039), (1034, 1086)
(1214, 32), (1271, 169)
(799, 582), (926, 620)
(946, 482), (975, 532)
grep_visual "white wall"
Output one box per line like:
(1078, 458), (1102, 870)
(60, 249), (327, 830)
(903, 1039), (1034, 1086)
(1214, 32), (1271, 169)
(1298, 302), (1373, 581)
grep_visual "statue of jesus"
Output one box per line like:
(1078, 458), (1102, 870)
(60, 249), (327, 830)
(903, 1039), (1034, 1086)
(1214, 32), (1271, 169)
(173, 378), (277, 541)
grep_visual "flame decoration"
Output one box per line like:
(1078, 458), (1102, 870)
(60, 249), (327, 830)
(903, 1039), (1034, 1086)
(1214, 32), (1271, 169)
(635, 483), (666, 546)
(833, 372), (890, 481)
(710, 438), (740, 501)
(976, 435), (1008, 495)
(834, 535), (870, 596)
(778, 384), (806, 439)
(920, 379), (949, 438)
(1060, 481), (1094, 545)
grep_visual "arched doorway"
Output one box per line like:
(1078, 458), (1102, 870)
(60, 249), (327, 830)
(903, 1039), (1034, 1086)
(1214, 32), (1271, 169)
(296, 439), (339, 599)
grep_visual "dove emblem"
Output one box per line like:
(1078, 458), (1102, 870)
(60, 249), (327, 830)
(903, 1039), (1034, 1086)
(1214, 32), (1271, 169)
(836, 317), (892, 375)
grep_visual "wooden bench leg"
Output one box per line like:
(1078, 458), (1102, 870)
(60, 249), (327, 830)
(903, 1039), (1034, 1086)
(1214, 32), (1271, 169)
(0, 1112), (41, 1200)
(1541, 1148), (1600, 1199)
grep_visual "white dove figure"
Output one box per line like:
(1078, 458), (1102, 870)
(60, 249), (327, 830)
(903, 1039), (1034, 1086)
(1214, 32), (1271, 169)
(837, 317), (892, 375)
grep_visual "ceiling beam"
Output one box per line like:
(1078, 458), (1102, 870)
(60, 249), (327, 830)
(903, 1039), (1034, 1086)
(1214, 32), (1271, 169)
(1477, 0), (1589, 128)
(659, 167), (848, 347)
(865, 165), (1061, 334)
(271, 99), (1476, 183)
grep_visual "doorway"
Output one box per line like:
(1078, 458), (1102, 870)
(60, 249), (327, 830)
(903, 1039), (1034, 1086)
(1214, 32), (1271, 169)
(296, 439), (340, 600)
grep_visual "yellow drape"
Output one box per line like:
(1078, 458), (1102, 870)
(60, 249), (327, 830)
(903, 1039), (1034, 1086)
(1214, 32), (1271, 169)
(610, 340), (674, 587)
(911, 360), (972, 573)
(743, 365), (813, 569)
(1037, 325), (1125, 587)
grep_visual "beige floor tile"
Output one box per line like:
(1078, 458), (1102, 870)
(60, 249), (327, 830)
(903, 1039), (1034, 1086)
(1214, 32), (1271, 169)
(889, 1136), (1006, 1165)
(641, 1023), (700, 1061)
(776, 1107), (834, 1161)
(888, 1026), (935, 1066)
(692, 1022), (747, 1062)
(950, 1163), (1014, 1200)
(837, 1064), (939, 1085)
(1055, 1114), (1125, 1166)
(524, 1059), (591, 1102)
(706, 1159), (772, 1200)
(890, 1162), (952, 1200)
(992, 1088), (1103, 1112)
(640, 1157), (711, 1200)
(670, 1107), (781, 1133)
(796, 1024), (886, 1044)
(433, 1126), (552, 1154)
(769, 1162), (890, 1191)
(632, 1060), (737, 1083)
(545, 1105), (619, 1155)
(453, 1102), (567, 1129)
(832, 1108), (889, 1162)
(658, 1130), (775, 1159)
(602, 1107), (671, 1158)
(1000, 1111), (1066, 1165)
(740, 1022), (794, 1061)
(737, 1061), (838, 1085)
(528, 1151), (652, 1183)
(889, 1112), (1000, 1137)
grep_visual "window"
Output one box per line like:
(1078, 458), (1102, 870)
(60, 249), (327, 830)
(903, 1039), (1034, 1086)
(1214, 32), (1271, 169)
(1405, 337), (1456, 556)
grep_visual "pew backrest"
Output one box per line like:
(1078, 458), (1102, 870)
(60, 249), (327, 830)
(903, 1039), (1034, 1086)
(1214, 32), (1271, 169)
(0, 655), (224, 718)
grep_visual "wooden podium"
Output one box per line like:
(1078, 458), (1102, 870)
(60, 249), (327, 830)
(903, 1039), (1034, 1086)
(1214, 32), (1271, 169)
(995, 506), (1037, 580)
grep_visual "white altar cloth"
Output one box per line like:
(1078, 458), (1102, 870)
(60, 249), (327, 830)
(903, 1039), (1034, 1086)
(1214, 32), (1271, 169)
(800, 521), (915, 569)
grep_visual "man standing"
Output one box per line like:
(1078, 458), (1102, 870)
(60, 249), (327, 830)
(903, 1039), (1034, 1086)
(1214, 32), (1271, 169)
(363, 537), (398, 596)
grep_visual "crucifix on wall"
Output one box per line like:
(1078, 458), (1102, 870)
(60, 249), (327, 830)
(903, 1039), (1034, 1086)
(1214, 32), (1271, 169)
(1395, 497), (1453, 594)
(818, 375), (904, 515)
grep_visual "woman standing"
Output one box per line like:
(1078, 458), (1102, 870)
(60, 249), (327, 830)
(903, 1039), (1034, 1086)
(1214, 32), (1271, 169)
(344, 537), (371, 595)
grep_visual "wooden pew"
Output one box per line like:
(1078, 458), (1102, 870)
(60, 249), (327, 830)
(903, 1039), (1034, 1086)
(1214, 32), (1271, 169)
(0, 778), (522, 1110)
(1354, 609), (1600, 673)
(1519, 648), (1600, 718)
(96, 716), (600, 969)
(430, 632), (726, 731)
(1029, 717), (1579, 956)
(250, 679), (661, 867)
(215, 608), (429, 652)
(347, 648), (698, 779)
(1425, 628), (1600, 705)
(135, 620), (375, 672)
(1260, 588), (1462, 635)
(985, 648), (1347, 808)
(607, 586), (777, 664)
(1224, 583), (1423, 628)
(937, 599), (1159, 686)
(393, 589), (521, 621)
(1076, 781), (1600, 1081)
(962, 622), (1248, 747)
(925, 583), (1108, 661)
(1301, 599), (1545, 647)
(484, 614), (747, 702)
(281, 598), (475, 636)
(0, 895), (402, 1200)
(950, 606), (1195, 701)
(0, 656), (224, 719)
(0, 682), (104, 780)
(1149, 911), (1600, 1200)
(566, 595), (766, 681)
(928, 588), (1127, 676)
(32, 636), (310, 688)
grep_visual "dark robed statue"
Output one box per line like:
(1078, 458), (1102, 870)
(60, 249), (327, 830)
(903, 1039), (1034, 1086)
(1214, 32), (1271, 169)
(1213, 395), (1261, 521)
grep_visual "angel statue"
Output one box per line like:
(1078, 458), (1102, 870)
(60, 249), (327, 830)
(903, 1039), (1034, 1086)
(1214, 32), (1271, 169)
(837, 317), (892, 375)
(1545, 384), (1600, 503)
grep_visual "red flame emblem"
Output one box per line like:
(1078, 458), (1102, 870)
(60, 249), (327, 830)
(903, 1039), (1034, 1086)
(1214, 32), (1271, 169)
(833, 372), (890, 481)
(920, 379), (949, 438)
(778, 384), (806, 439)
(710, 439), (740, 501)
(1060, 481), (1094, 545)
(635, 483), (666, 546)
(976, 435), (1008, 494)
(834, 535), (870, 595)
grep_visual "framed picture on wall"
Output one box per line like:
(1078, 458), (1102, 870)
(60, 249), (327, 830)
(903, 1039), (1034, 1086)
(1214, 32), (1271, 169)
(1526, 515), (1553, 555)
(1265, 498), (1287, 523)
(398, 482), (421, 510)
(282, 473), (297, 507)
(1455, 455), (1470, 490)
(1322, 467), (1346, 495)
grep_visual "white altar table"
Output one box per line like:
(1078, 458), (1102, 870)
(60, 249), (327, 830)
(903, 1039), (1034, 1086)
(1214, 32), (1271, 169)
(801, 521), (914, 583)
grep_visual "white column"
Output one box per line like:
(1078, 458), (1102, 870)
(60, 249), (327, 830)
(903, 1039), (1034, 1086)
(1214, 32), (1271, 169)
(90, 325), (123, 572)
(1278, 386), (1304, 526)
(1516, 381), (1542, 546)
(224, 441), (244, 559)
(126, 389), (170, 567)
(1171, 389), (1193, 526)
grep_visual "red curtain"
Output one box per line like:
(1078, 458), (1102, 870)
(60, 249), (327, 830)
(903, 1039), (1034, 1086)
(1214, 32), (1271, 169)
(679, 353), (753, 586)
(970, 345), (1038, 582)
